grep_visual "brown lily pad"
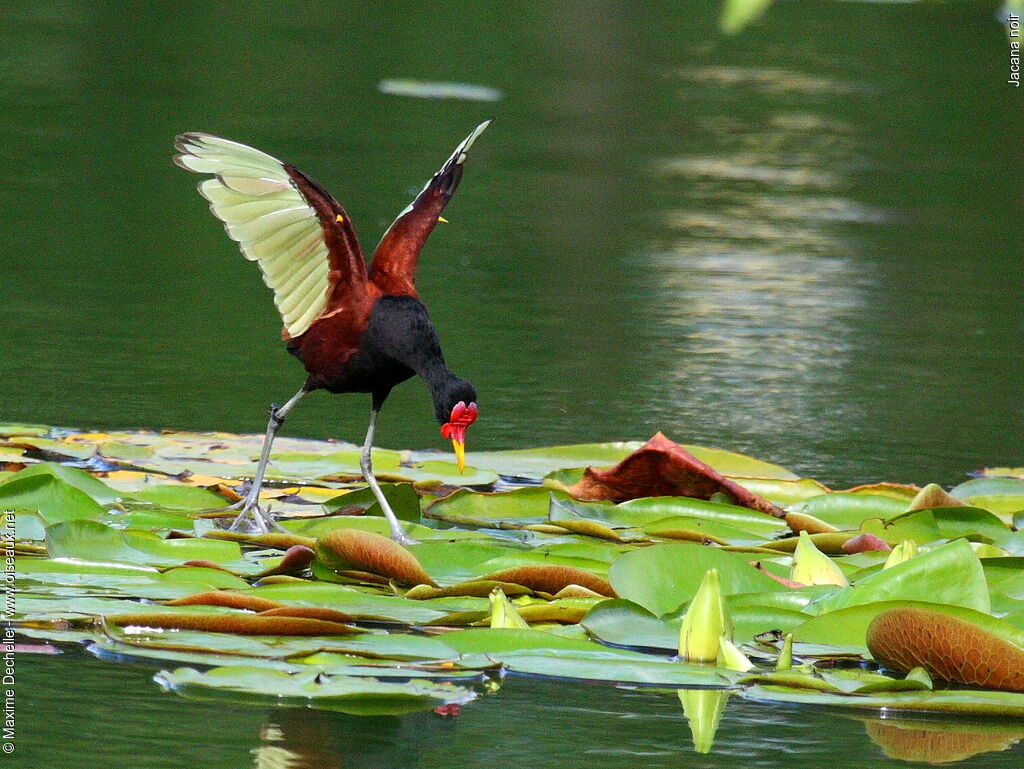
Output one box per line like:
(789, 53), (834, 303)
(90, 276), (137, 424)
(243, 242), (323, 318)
(566, 433), (784, 517)
(475, 565), (616, 597)
(867, 607), (1024, 693)
(165, 591), (284, 612)
(106, 612), (359, 635)
(315, 529), (436, 587)
(257, 606), (355, 624)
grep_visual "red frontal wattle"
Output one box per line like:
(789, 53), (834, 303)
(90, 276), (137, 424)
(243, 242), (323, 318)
(441, 400), (477, 442)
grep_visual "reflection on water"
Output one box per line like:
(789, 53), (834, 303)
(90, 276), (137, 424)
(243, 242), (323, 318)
(17, 652), (1024, 769)
(638, 63), (880, 481)
(862, 717), (1024, 765)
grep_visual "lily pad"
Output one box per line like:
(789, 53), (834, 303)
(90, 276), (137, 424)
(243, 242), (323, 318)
(155, 666), (476, 714)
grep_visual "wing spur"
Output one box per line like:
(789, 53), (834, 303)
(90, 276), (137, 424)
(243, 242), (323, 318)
(370, 119), (492, 289)
(173, 133), (365, 338)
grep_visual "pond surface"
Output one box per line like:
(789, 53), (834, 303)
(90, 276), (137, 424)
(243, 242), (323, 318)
(3, 0), (1022, 766)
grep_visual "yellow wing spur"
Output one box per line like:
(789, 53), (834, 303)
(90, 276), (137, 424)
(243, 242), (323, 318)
(173, 133), (366, 338)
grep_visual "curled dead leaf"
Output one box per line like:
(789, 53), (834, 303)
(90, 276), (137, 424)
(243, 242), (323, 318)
(567, 433), (783, 517)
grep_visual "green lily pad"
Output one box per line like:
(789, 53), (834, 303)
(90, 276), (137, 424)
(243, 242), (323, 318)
(609, 542), (784, 616)
(0, 474), (106, 523)
(499, 652), (737, 686)
(154, 666), (476, 714)
(3, 462), (121, 504)
(45, 520), (246, 567)
(742, 683), (1024, 717)
(129, 485), (230, 510)
(789, 493), (909, 529)
(811, 539), (990, 615)
(425, 487), (554, 527)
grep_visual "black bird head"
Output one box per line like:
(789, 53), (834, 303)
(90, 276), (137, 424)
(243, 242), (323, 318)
(435, 378), (478, 472)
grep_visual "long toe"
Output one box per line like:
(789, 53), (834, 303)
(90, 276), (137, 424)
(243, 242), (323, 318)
(392, 531), (420, 546)
(227, 504), (270, 534)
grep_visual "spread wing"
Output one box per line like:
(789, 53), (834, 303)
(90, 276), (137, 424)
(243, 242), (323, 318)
(173, 133), (367, 338)
(369, 119), (491, 292)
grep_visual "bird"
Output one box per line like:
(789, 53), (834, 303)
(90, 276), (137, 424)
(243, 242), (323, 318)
(173, 120), (491, 543)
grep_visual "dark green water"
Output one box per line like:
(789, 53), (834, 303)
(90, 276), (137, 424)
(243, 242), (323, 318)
(3, 0), (1022, 766)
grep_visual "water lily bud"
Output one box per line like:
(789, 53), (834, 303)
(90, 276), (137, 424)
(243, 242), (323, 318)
(776, 633), (793, 671)
(679, 568), (732, 662)
(883, 539), (919, 569)
(717, 636), (754, 672)
(489, 588), (530, 629)
(791, 531), (849, 586)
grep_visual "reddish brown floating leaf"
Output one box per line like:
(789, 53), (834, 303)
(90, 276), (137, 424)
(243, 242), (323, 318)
(566, 432), (784, 517)
(750, 561), (805, 588)
(476, 565), (616, 597)
(867, 607), (1024, 693)
(257, 606), (355, 624)
(106, 612), (359, 635)
(316, 529), (436, 587)
(179, 560), (240, 575)
(254, 545), (316, 577)
(165, 591), (284, 612)
(842, 532), (892, 554)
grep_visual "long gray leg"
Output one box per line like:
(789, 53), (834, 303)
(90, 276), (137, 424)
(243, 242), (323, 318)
(360, 409), (417, 545)
(228, 388), (306, 533)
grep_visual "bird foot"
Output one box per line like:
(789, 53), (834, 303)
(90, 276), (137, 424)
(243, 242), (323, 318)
(390, 530), (420, 547)
(228, 502), (288, 534)
(213, 494), (287, 534)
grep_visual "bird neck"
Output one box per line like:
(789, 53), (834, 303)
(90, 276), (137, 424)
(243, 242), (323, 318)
(419, 357), (458, 397)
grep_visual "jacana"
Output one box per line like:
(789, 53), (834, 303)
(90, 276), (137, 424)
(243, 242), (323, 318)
(173, 121), (490, 544)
